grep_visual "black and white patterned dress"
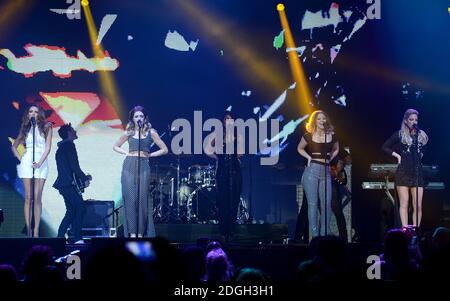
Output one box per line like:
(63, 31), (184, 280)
(121, 134), (155, 237)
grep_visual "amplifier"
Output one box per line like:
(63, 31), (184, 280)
(82, 200), (115, 237)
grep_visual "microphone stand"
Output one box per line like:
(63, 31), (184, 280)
(136, 123), (141, 237)
(324, 131), (328, 236)
(176, 154), (181, 222)
(30, 119), (36, 237)
(413, 127), (420, 230)
(247, 154), (253, 223)
(228, 134), (233, 241)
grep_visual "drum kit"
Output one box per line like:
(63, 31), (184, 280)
(150, 156), (249, 224)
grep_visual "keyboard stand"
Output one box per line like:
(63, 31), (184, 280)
(383, 175), (402, 228)
(384, 175), (396, 206)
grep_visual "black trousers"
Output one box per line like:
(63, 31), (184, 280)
(216, 171), (242, 238)
(331, 184), (348, 241)
(57, 186), (86, 241)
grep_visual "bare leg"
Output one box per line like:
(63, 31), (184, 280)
(410, 187), (423, 227)
(396, 186), (410, 227)
(22, 178), (32, 236)
(33, 179), (46, 237)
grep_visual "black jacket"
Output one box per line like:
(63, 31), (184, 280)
(53, 140), (88, 190)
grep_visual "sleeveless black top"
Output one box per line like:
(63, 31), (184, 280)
(303, 132), (337, 160)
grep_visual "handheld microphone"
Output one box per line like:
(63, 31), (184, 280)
(137, 120), (142, 128)
(30, 117), (36, 126)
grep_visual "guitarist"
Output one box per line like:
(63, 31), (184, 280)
(330, 150), (351, 241)
(53, 124), (91, 243)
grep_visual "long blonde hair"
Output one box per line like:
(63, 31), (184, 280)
(400, 109), (428, 146)
(305, 110), (334, 134)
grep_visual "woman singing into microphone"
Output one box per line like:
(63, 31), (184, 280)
(113, 106), (168, 237)
(297, 110), (339, 238)
(382, 109), (428, 227)
(204, 111), (244, 243)
(11, 105), (53, 237)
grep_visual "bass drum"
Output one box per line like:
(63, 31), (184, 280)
(187, 184), (217, 223)
(178, 177), (193, 206)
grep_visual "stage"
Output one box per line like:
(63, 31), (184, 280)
(0, 0), (450, 289)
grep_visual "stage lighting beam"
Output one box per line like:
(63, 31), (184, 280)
(277, 5), (312, 114)
(173, 0), (291, 97)
(82, 3), (125, 120)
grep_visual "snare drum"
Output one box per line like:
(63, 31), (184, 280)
(178, 177), (192, 206)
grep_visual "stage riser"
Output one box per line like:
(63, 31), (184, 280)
(153, 224), (288, 244)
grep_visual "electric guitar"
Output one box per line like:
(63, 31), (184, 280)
(72, 174), (92, 195)
(330, 165), (347, 186)
(330, 165), (352, 207)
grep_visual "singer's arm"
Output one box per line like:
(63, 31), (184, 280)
(34, 124), (53, 168)
(113, 133), (129, 155)
(204, 133), (217, 159)
(297, 136), (311, 166)
(330, 140), (339, 162)
(382, 131), (401, 163)
(11, 133), (24, 161)
(237, 134), (244, 159)
(149, 129), (168, 157)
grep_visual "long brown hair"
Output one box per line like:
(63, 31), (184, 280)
(305, 110), (334, 134)
(17, 105), (51, 143)
(125, 106), (152, 136)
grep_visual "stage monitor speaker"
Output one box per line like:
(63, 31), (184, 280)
(82, 200), (114, 237)
(421, 190), (444, 233)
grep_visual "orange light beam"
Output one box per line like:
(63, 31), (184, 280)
(82, 4), (125, 120)
(278, 4), (312, 115)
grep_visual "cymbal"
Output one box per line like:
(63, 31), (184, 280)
(153, 164), (174, 168)
(188, 164), (215, 169)
(149, 180), (170, 186)
(152, 164), (188, 173)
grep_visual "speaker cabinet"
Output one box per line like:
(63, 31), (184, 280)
(82, 200), (115, 237)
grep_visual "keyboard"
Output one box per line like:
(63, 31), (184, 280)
(362, 181), (445, 190)
(369, 164), (439, 178)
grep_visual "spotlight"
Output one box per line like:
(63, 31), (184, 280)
(81, 0), (89, 7)
(448, 7), (450, 13)
(277, 3), (285, 12)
